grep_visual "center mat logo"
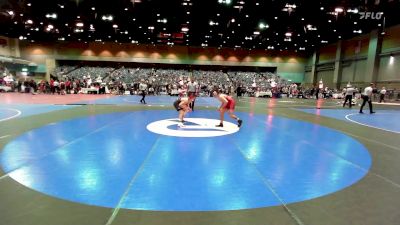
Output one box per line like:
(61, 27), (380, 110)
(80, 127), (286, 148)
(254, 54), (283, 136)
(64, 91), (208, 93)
(146, 118), (239, 137)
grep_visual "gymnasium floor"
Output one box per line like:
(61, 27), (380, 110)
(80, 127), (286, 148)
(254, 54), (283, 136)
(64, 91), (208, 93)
(0, 93), (400, 225)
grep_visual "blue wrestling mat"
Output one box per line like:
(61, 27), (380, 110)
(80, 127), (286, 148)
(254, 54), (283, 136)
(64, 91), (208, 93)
(296, 108), (400, 133)
(0, 110), (372, 211)
(76, 95), (220, 107)
(0, 104), (78, 122)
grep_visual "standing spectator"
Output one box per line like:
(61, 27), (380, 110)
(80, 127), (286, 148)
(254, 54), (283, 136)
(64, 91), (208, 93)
(379, 87), (387, 103)
(359, 83), (375, 114)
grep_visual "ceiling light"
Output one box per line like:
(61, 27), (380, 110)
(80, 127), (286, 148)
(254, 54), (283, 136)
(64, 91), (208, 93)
(125, 8), (128, 11)
(102, 15), (113, 21)
(26, 20), (33, 24)
(253, 31), (260, 35)
(27, 3), (31, 6)
(181, 27), (189, 32)
(45, 13), (57, 19)
(320, 7), (324, 10)
(113, 24), (118, 28)
(7, 11), (14, 15)
(274, 17), (278, 19)
(347, 8), (359, 14)
(218, 0), (231, 5)
(285, 32), (292, 37)
(335, 7), (344, 13)
(76, 22), (84, 27)
(91, 7), (95, 10)
(148, 26), (155, 30)
(60, 5), (64, 8)
(231, 18), (235, 23)
(19, 36), (24, 40)
(259, 22), (269, 29)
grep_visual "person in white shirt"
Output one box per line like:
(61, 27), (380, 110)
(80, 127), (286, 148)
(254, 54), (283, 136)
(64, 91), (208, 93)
(187, 78), (198, 111)
(379, 87), (387, 103)
(139, 80), (148, 104)
(343, 84), (355, 108)
(359, 83), (375, 114)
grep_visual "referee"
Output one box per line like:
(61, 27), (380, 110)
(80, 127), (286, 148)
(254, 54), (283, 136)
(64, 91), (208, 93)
(139, 79), (147, 104)
(187, 78), (198, 111)
(359, 83), (375, 114)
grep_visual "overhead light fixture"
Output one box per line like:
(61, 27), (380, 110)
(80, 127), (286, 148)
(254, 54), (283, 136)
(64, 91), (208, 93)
(285, 32), (292, 37)
(253, 31), (260, 35)
(91, 7), (95, 10)
(181, 27), (189, 32)
(218, 0), (231, 5)
(26, 20), (33, 24)
(76, 22), (84, 27)
(7, 10), (14, 16)
(389, 54), (394, 64)
(102, 15), (113, 21)
(347, 8), (359, 14)
(259, 22), (269, 29)
(113, 24), (118, 28)
(334, 7), (343, 13)
(45, 13), (57, 19)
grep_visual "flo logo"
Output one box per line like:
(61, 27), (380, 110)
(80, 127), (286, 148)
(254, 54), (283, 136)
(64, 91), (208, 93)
(359, 12), (384, 20)
(146, 118), (239, 137)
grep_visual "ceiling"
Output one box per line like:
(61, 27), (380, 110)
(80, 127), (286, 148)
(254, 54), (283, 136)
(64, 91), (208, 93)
(1, 0), (399, 53)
